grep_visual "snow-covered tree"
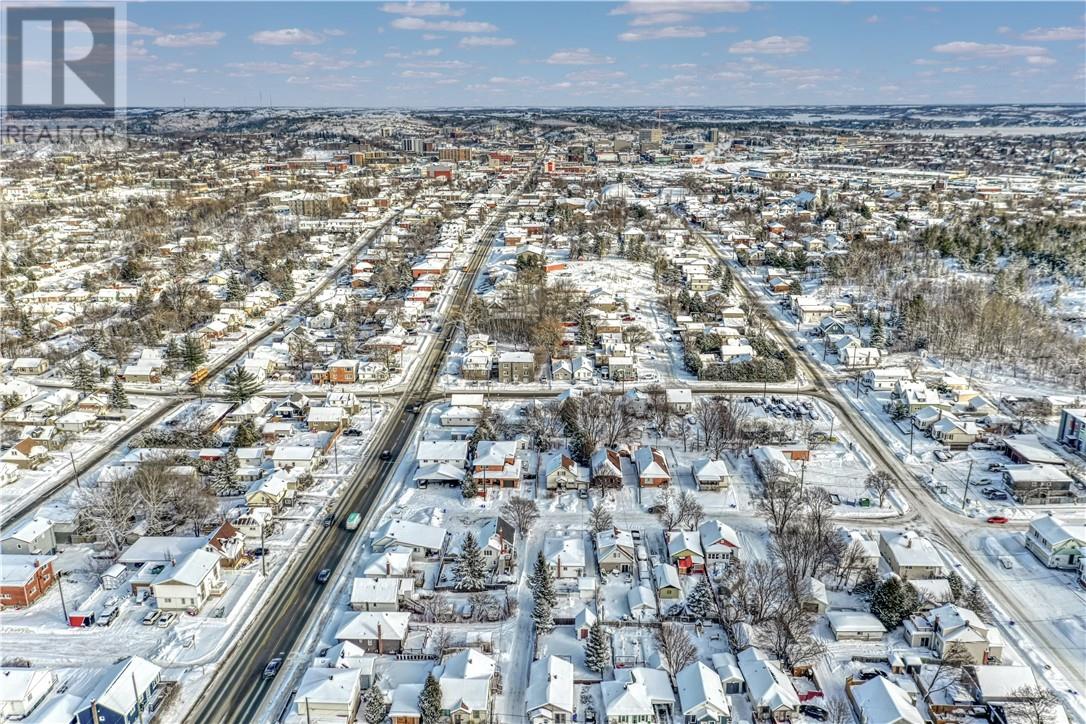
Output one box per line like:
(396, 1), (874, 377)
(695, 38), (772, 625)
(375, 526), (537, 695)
(454, 532), (487, 592)
(232, 418), (260, 448)
(461, 476), (478, 499)
(71, 358), (99, 396)
(528, 552), (556, 608)
(687, 578), (715, 620)
(584, 621), (611, 673)
(870, 575), (917, 629)
(224, 364), (263, 404)
(210, 450), (239, 494)
(108, 376), (130, 409)
(361, 684), (388, 724)
(418, 673), (442, 724)
(180, 334), (206, 372)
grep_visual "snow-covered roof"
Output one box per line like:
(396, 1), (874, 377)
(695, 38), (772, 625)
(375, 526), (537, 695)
(373, 519), (447, 551)
(152, 548), (219, 587)
(334, 612), (411, 642)
(79, 657), (161, 717)
(677, 661), (730, 718)
(526, 655), (574, 716)
(827, 611), (886, 635)
(851, 676), (924, 724)
(295, 667), (360, 705)
(544, 536), (586, 568)
(118, 536), (207, 565)
(737, 648), (799, 712)
(970, 665), (1038, 701)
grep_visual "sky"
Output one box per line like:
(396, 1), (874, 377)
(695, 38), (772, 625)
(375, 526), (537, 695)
(33, 1), (1086, 106)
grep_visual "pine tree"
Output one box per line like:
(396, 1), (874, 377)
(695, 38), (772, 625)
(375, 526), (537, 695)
(224, 364), (263, 404)
(361, 684), (388, 724)
(853, 567), (879, 599)
(165, 338), (183, 370)
(461, 475), (478, 499)
(532, 592), (555, 636)
(528, 552), (556, 608)
(687, 578), (715, 620)
(418, 673), (442, 724)
(108, 376), (130, 409)
(180, 335), (206, 372)
(225, 274), (245, 302)
(947, 571), (964, 602)
(961, 582), (993, 623)
(584, 621), (611, 673)
(870, 316), (886, 349)
(72, 358), (98, 396)
(720, 267), (733, 295)
(453, 532), (487, 592)
(232, 418), (260, 448)
(211, 450), (239, 494)
(871, 576), (916, 629)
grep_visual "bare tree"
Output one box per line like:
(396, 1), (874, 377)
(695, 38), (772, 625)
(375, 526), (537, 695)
(824, 696), (852, 724)
(925, 643), (973, 695)
(522, 401), (565, 451)
(759, 468), (804, 535)
(865, 471), (895, 508)
(1004, 685), (1063, 724)
(500, 496), (540, 540)
(676, 489), (705, 530)
(723, 559), (788, 625)
(589, 504), (614, 534)
(430, 627), (453, 658)
(653, 623), (698, 678)
(761, 602), (827, 669)
(74, 478), (139, 556)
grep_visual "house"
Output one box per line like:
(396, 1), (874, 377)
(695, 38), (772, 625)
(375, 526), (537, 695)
(361, 549), (413, 578)
(294, 667), (361, 722)
(334, 611), (411, 653)
(634, 446), (670, 486)
(0, 556), (55, 608)
(118, 536), (208, 570)
(544, 453), (589, 492)
(151, 548), (224, 612)
(608, 357), (636, 381)
(602, 668), (675, 723)
(627, 585), (657, 620)
(55, 410), (99, 433)
(206, 522), (246, 568)
(590, 448), (623, 490)
(1024, 515), (1085, 569)
(0, 517), (56, 556)
(498, 351), (535, 383)
(1, 438), (49, 469)
(596, 528), (636, 574)
(441, 406), (483, 427)
(372, 520), (447, 558)
(711, 653), (746, 695)
(699, 520), (741, 565)
(878, 530), (944, 581)
(349, 576), (406, 611)
(526, 656), (574, 724)
(11, 358), (48, 375)
(271, 445), (319, 472)
(274, 392), (311, 419)
(676, 661), (731, 724)
(544, 536), (586, 578)
(1003, 464), (1074, 504)
(848, 677), (923, 724)
(1056, 408), (1086, 453)
(462, 350), (493, 381)
(827, 611), (886, 641)
(653, 563), (682, 600)
(436, 648), (497, 723)
(414, 462), (468, 488)
(903, 604), (1003, 664)
(390, 683), (423, 724)
(737, 648), (800, 722)
(863, 367), (913, 391)
(246, 472), (291, 511)
(0, 668), (57, 719)
(307, 405), (347, 432)
(751, 447), (796, 482)
(666, 530), (705, 575)
(72, 657), (161, 724)
(417, 440), (470, 469)
(692, 458), (730, 491)
(472, 440), (522, 488)
(930, 415), (979, 449)
(965, 664), (1040, 706)
(1002, 434), (1065, 466)
(666, 388), (694, 413)
(800, 578), (829, 615)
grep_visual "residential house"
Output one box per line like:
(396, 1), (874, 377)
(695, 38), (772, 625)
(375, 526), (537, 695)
(472, 440), (522, 488)
(0, 518), (56, 556)
(334, 611), (411, 653)
(1024, 516), (1085, 569)
(151, 549), (224, 612)
(848, 677), (923, 724)
(634, 446), (670, 487)
(666, 388), (694, 413)
(904, 604), (1003, 664)
(544, 453), (589, 492)
(0, 668), (57, 719)
(676, 661), (731, 724)
(692, 458), (730, 491)
(72, 657), (161, 724)
(602, 668), (675, 724)
(878, 530), (944, 581)
(350, 578), (405, 611)
(206, 522), (246, 568)
(699, 520), (741, 565)
(596, 528), (636, 574)
(590, 448), (623, 490)
(654, 563), (682, 600)
(417, 440), (470, 469)
(737, 648), (800, 722)
(1003, 464), (1074, 504)
(0, 556), (55, 608)
(498, 352), (535, 384)
(545, 536), (587, 579)
(307, 405), (347, 432)
(1, 438), (49, 469)
(666, 530), (705, 575)
(827, 612), (886, 641)
(1056, 408), (1086, 454)
(372, 520), (448, 558)
(271, 446), (319, 472)
(930, 415), (979, 449)
(526, 656), (574, 724)
(294, 667), (362, 722)
(436, 648), (497, 724)
(800, 578), (830, 615)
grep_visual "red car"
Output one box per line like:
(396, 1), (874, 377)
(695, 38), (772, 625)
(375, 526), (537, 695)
(987, 515), (1009, 524)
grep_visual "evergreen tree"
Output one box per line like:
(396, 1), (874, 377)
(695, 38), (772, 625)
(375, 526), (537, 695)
(453, 532), (487, 592)
(232, 418), (260, 448)
(870, 576), (917, 630)
(528, 552), (556, 608)
(853, 567), (879, 599)
(225, 274), (245, 302)
(687, 578), (715, 620)
(361, 684), (388, 724)
(276, 274), (296, 302)
(720, 267), (733, 295)
(71, 358), (99, 396)
(180, 335), (206, 372)
(210, 450), (239, 494)
(960, 582), (993, 623)
(532, 592), (555, 636)
(461, 475), (478, 499)
(947, 571), (964, 602)
(165, 338), (183, 370)
(870, 316), (886, 349)
(418, 673), (442, 724)
(108, 376), (130, 409)
(584, 621), (611, 673)
(789, 279), (803, 296)
(224, 364), (263, 404)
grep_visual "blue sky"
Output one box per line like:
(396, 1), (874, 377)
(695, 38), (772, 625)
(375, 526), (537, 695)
(116, 1), (1084, 106)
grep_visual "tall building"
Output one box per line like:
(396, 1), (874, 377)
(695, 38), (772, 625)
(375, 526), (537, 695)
(439, 147), (472, 163)
(401, 137), (424, 154)
(639, 128), (662, 146)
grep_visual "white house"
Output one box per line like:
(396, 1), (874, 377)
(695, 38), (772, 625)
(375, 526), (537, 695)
(151, 549), (224, 612)
(0, 668), (57, 719)
(1024, 515), (1085, 570)
(294, 667), (361, 721)
(526, 655), (574, 724)
(676, 661), (730, 724)
(849, 677), (923, 724)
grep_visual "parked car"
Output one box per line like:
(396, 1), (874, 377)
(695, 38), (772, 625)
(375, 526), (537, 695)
(142, 610), (161, 626)
(263, 657), (283, 679)
(985, 490), (1009, 501)
(987, 515), (1009, 525)
(801, 705), (829, 721)
(857, 669), (888, 681)
(987, 463), (1007, 472)
(316, 568), (332, 584)
(97, 606), (119, 627)
(157, 612), (177, 628)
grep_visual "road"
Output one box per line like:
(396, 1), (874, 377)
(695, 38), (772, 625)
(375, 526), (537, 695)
(684, 218), (1086, 692)
(184, 165), (537, 724)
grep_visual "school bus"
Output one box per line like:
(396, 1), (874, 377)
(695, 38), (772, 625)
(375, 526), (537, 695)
(188, 366), (210, 386)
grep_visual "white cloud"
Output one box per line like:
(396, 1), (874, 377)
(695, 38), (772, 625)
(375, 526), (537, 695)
(250, 28), (324, 45)
(400, 69), (443, 78)
(729, 35), (809, 55)
(1020, 26), (1083, 41)
(1026, 55), (1057, 65)
(620, 25), (733, 40)
(610, 1), (750, 16)
(379, 2), (465, 17)
(153, 31), (224, 48)
(322, 28), (347, 37)
(460, 35), (516, 47)
(865, 15), (879, 24)
(931, 41), (1046, 58)
(121, 21), (161, 37)
(546, 47), (615, 64)
(629, 12), (692, 26)
(488, 75), (534, 84)
(390, 17), (497, 32)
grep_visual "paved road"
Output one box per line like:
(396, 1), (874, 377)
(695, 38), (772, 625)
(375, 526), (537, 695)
(686, 218), (1086, 692)
(185, 168), (536, 724)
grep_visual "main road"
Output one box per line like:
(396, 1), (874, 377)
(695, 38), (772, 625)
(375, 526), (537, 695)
(185, 161), (539, 724)
(684, 216), (1086, 692)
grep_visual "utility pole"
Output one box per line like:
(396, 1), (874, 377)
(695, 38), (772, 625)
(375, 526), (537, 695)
(133, 671), (144, 724)
(799, 461), (807, 491)
(908, 424), (914, 456)
(260, 524), (267, 577)
(70, 451), (81, 488)
(961, 459), (974, 511)
(57, 572), (68, 623)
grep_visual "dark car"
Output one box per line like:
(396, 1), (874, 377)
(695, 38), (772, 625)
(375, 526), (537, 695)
(379, 449), (393, 461)
(857, 669), (887, 681)
(801, 705), (828, 721)
(262, 657), (283, 679)
(316, 568), (332, 584)
(322, 514), (335, 528)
